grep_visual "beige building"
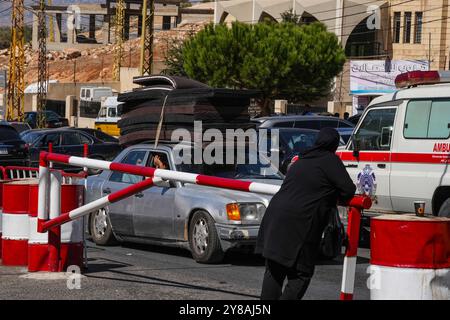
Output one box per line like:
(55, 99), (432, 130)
(214, 0), (450, 115)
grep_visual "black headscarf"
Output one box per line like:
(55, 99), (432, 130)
(301, 127), (340, 159)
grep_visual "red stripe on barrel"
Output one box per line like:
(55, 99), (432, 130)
(371, 215), (450, 269)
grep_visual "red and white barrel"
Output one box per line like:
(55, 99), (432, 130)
(28, 183), (84, 272)
(1, 180), (31, 266)
(0, 179), (8, 256)
(370, 214), (450, 300)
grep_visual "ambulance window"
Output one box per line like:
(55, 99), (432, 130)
(353, 108), (396, 151)
(404, 100), (450, 139)
(428, 101), (450, 139)
(404, 100), (431, 138)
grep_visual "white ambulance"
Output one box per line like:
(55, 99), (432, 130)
(338, 70), (450, 217)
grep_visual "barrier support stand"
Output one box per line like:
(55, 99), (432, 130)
(48, 170), (62, 272)
(340, 196), (372, 301)
(82, 143), (88, 270)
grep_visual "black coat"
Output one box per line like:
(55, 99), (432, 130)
(255, 128), (356, 267)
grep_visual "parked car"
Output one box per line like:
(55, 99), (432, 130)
(8, 121), (32, 133)
(68, 127), (119, 143)
(24, 111), (69, 129)
(347, 113), (362, 126)
(256, 115), (355, 143)
(261, 128), (319, 174)
(21, 128), (122, 173)
(0, 123), (29, 167)
(85, 142), (284, 263)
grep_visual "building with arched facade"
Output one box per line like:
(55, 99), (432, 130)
(211, 0), (450, 116)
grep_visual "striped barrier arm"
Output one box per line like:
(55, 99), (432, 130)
(38, 177), (155, 233)
(40, 151), (281, 196)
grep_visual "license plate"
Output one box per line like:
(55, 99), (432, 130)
(0, 149), (8, 155)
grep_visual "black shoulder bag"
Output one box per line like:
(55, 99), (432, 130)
(320, 207), (346, 259)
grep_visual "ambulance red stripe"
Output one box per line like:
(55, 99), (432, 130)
(337, 151), (450, 164)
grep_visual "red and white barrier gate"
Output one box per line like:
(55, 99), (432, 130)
(37, 150), (371, 301)
(370, 215), (450, 300)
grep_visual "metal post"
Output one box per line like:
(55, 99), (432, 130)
(48, 170), (61, 271)
(37, 163), (50, 227)
(48, 142), (53, 169)
(340, 206), (362, 300)
(82, 143), (88, 269)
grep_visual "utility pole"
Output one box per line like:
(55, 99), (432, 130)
(37, 0), (48, 129)
(48, 0), (54, 42)
(7, 0), (25, 122)
(112, 0), (125, 81)
(139, 0), (154, 75)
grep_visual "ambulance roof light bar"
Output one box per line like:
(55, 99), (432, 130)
(395, 70), (450, 88)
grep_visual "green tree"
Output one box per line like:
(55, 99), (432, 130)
(161, 37), (188, 77)
(280, 10), (301, 24)
(182, 21), (345, 115)
(0, 26), (33, 50)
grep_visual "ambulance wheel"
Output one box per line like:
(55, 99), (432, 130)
(438, 198), (450, 217)
(189, 211), (224, 264)
(90, 208), (117, 246)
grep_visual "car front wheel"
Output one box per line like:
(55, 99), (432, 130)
(189, 211), (224, 264)
(89, 208), (117, 245)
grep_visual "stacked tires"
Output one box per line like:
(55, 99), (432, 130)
(117, 75), (259, 146)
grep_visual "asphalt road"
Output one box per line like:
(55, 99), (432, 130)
(0, 241), (371, 300)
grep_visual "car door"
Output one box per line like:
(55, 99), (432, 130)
(61, 132), (84, 157)
(30, 132), (62, 167)
(133, 150), (177, 240)
(104, 149), (149, 236)
(339, 107), (397, 212)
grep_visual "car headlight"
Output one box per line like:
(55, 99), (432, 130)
(226, 203), (266, 224)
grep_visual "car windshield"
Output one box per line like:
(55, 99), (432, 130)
(0, 126), (21, 141)
(278, 130), (318, 154)
(174, 147), (284, 180)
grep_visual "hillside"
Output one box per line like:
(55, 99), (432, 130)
(0, 21), (206, 93)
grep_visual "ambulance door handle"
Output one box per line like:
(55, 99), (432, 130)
(377, 163), (386, 169)
(344, 164), (358, 168)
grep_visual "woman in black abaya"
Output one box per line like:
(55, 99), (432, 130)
(256, 127), (356, 300)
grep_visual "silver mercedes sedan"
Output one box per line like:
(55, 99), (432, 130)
(86, 142), (283, 263)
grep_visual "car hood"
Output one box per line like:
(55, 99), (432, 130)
(183, 179), (282, 206)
